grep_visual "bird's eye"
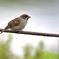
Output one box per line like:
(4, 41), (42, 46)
(23, 17), (26, 20)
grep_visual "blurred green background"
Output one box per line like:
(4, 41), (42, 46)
(0, 34), (58, 59)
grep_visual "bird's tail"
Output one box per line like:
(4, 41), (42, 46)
(0, 26), (9, 34)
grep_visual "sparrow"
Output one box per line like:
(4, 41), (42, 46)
(0, 14), (30, 34)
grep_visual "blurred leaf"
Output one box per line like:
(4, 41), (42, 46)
(33, 40), (44, 59)
(23, 44), (33, 59)
(0, 34), (20, 59)
(41, 51), (58, 59)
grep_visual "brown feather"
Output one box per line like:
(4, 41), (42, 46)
(8, 17), (21, 28)
(0, 17), (21, 34)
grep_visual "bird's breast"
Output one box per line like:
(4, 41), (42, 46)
(12, 20), (27, 30)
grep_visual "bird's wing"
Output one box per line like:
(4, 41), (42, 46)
(0, 17), (21, 34)
(7, 17), (21, 28)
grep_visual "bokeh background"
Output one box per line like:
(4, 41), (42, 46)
(0, 0), (59, 59)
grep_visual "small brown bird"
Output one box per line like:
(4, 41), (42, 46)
(0, 14), (30, 34)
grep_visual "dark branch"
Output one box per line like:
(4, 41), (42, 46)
(0, 29), (59, 37)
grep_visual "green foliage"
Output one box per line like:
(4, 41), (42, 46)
(33, 40), (44, 59)
(0, 34), (13, 59)
(23, 44), (33, 59)
(0, 42), (8, 59)
(23, 40), (58, 59)
(41, 51), (58, 59)
(0, 35), (58, 59)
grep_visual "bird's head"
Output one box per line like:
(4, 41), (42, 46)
(20, 14), (31, 21)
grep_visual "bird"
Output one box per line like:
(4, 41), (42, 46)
(0, 14), (30, 34)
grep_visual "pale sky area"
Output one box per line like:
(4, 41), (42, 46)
(0, 0), (59, 56)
